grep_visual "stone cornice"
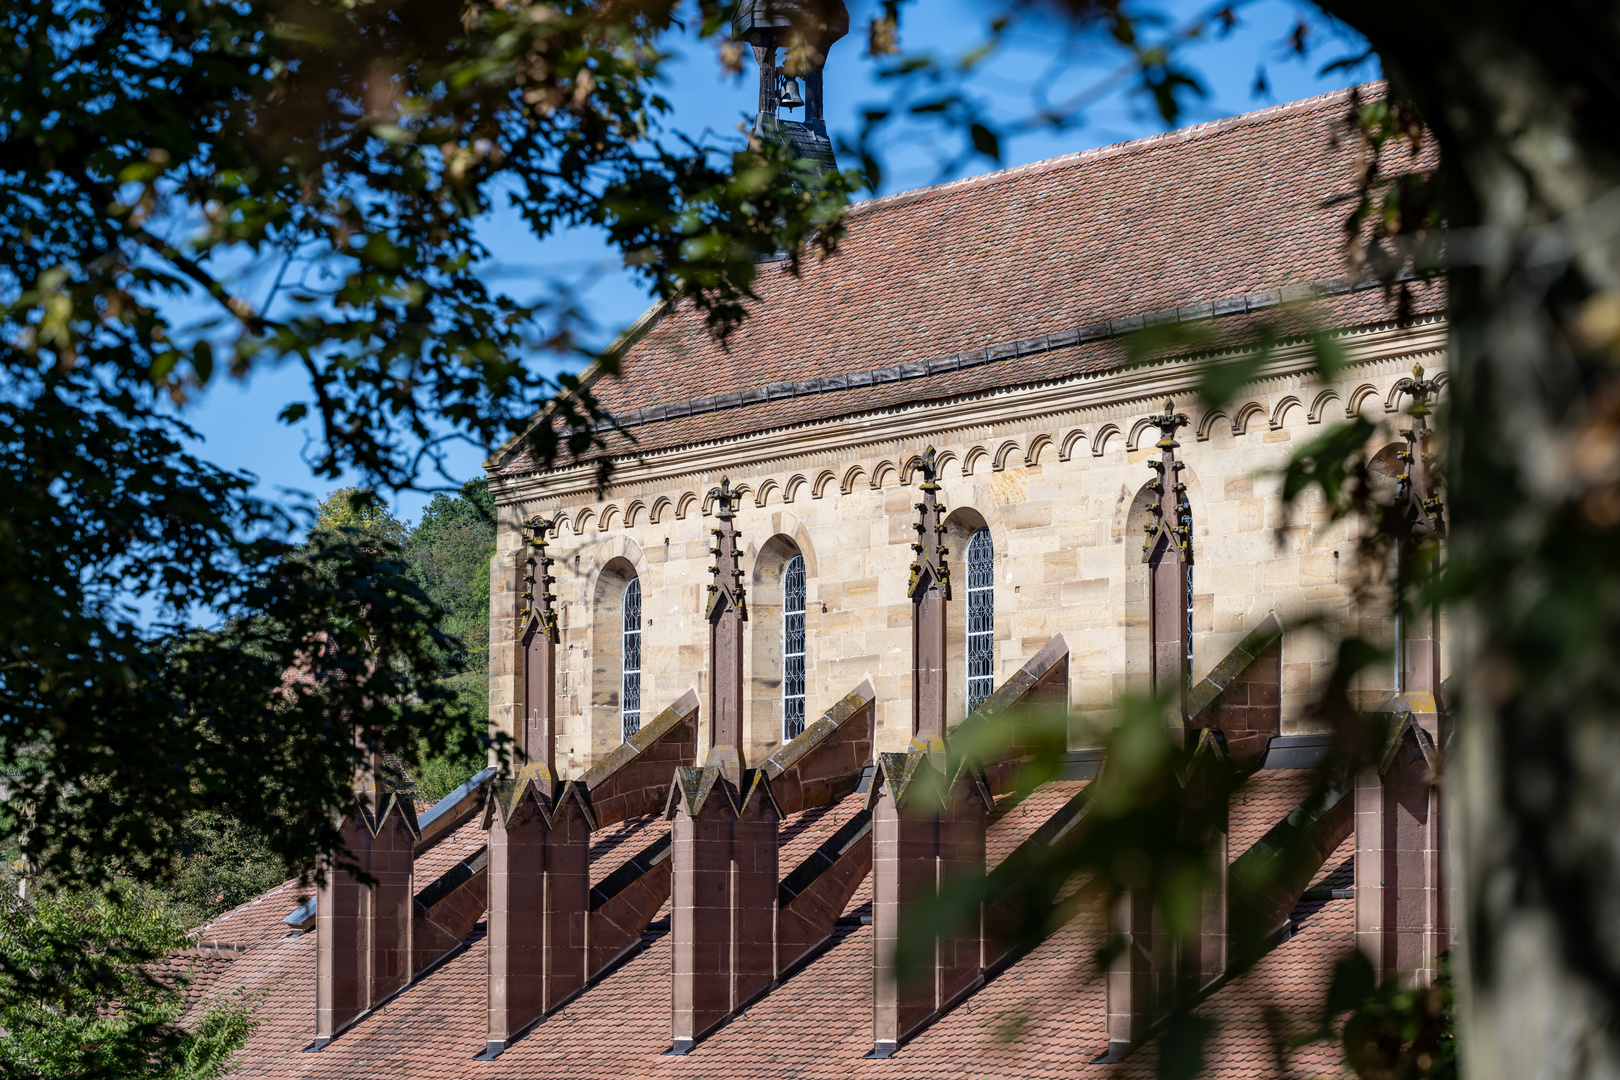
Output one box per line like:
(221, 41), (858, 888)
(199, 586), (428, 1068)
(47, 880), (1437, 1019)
(491, 315), (1448, 507)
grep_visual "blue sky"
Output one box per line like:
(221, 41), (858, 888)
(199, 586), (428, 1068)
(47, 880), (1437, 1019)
(168, 0), (1374, 527)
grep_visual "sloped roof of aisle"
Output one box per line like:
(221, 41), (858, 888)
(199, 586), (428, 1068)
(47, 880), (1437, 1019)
(491, 84), (1441, 475)
(186, 770), (1356, 1079)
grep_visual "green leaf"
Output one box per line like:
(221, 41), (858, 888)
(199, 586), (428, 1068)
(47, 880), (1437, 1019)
(191, 340), (214, 386)
(970, 122), (1001, 162)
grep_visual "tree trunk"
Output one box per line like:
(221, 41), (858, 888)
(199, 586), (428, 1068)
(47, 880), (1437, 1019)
(1316, 5), (1620, 1077)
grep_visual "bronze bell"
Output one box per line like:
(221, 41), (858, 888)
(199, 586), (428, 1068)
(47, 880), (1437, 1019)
(778, 75), (805, 109)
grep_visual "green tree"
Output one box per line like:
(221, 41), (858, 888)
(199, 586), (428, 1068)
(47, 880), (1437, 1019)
(405, 478), (497, 667)
(0, 0), (853, 890)
(404, 479), (498, 801)
(161, 810), (289, 930)
(308, 488), (411, 553)
(0, 885), (254, 1080)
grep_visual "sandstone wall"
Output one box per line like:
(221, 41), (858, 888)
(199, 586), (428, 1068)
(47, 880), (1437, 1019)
(489, 327), (1447, 775)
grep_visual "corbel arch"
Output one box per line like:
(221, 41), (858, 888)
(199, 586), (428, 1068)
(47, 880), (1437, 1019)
(782, 474), (809, 504)
(1346, 383), (1382, 419)
(870, 461), (897, 489)
(1025, 433), (1055, 467)
(1269, 395), (1303, 430)
(1386, 379), (1420, 414)
(623, 500), (646, 527)
(754, 478), (780, 507)
(961, 445), (989, 476)
(927, 449), (960, 480)
(1126, 417), (1158, 451)
(675, 491), (698, 520)
(700, 483), (754, 515)
(811, 469), (837, 499)
(1308, 389), (1341, 424)
(648, 496), (673, 524)
(1092, 423), (1123, 456)
(992, 439), (1022, 471)
(1058, 429), (1087, 461)
(573, 506), (597, 533)
(1232, 401), (1267, 435)
(1195, 409), (1231, 442)
(598, 504), (621, 531)
(840, 464), (867, 494)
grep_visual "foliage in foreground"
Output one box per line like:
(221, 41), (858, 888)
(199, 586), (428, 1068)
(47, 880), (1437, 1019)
(1322, 951), (1457, 1080)
(303, 482), (498, 804)
(0, 0), (855, 893)
(0, 885), (254, 1080)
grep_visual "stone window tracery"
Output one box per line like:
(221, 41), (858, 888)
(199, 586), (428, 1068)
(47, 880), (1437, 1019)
(783, 554), (807, 740)
(966, 527), (994, 712)
(621, 577), (642, 739)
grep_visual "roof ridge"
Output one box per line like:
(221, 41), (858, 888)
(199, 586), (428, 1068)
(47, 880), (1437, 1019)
(846, 82), (1373, 219)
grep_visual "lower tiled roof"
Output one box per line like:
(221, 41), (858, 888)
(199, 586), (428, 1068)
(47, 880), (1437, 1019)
(183, 772), (1357, 1078)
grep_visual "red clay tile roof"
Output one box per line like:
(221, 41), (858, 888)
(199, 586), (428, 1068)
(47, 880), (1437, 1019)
(1229, 769), (1317, 856)
(987, 781), (1086, 865)
(185, 770), (1360, 1079)
(494, 85), (1441, 474)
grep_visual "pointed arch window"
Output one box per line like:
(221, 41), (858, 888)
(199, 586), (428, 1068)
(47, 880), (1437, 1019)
(621, 577), (642, 740)
(783, 554), (807, 740)
(966, 527), (994, 712)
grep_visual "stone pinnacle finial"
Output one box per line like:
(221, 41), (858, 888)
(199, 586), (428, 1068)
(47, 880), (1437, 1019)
(1142, 403), (1192, 564)
(1395, 374), (1444, 538)
(1396, 363), (1440, 419)
(907, 447), (950, 600)
(706, 478), (747, 621)
(523, 516), (559, 643)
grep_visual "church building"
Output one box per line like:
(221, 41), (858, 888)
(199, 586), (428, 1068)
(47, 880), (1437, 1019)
(179, 14), (1451, 1076)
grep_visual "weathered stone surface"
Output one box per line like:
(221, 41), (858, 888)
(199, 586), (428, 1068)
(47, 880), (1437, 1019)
(484, 774), (592, 1051)
(1356, 713), (1445, 986)
(1229, 778), (1353, 966)
(868, 753), (990, 1054)
(587, 833), (672, 977)
(949, 634), (1070, 795)
(583, 689), (699, 828)
(762, 679), (875, 814)
(314, 789), (418, 1046)
(1188, 612), (1283, 770)
(667, 771), (781, 1051)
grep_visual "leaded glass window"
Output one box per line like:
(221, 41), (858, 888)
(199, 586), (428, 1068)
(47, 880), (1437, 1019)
(966, 527), (994, 713)
(1180, 494), (1194, 689)
(1185, 564), (1195, 690)
(621, 577), (642, 740)
(783, 554), (807, 740)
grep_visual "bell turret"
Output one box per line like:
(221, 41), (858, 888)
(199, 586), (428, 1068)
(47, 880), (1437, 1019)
(734, 0), (849, 171)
